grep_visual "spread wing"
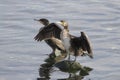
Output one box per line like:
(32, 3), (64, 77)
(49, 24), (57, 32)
(34, 23), (62, 41)
(71, 32), (93, 58)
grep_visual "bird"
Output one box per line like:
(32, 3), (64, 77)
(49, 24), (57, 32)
(57, 20), (93, 61)
(34, 18), (67, 57)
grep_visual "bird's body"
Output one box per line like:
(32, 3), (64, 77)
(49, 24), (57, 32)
(61, 29), (71, 51)
(60, 25), (71, 60)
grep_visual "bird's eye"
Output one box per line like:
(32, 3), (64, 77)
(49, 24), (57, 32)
(60, 20), (64, 22)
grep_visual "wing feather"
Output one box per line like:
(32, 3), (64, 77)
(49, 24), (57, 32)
(70, 32), (93, 58)
(80, 32), (93, 58)
(34, 23), (62, 41)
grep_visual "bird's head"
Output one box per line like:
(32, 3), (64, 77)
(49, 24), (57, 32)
(34, 18), (49, 26)
(57, 20), (68, 29)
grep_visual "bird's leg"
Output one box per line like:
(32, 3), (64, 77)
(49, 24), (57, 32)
(73, 48), (78, 62)
(69, 73), (72, 78)
(67, 50), (71, 61)
(66, 50), (73, 74)
(68, 54), (70, 60)
(73, 56), (77, 62)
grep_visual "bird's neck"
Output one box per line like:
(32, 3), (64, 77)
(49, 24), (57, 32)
(65, 29), (69, 32)
(61, 28), (70, 39)
(44, 22), (49, 26)
(64, 26), (69, 32)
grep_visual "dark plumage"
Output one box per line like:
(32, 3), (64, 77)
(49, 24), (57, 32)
(34, 18), (65, 55)
(70, 32), (93, 58)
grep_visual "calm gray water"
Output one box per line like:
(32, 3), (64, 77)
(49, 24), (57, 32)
(0, 0), (120, 80)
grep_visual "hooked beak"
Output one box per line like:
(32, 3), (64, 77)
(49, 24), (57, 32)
(34, 19), (39, 21)
(56, 21), (62, 25)
(34, 19), (43, 25)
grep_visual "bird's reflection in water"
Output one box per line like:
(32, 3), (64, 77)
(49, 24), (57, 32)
(37, 52), (93, 80)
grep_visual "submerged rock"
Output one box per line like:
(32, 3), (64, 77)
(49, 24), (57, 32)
(54, 60), (82, 73)
(54, 60), (93, 75)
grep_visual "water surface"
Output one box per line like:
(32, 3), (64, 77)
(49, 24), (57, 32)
(0, 0), (120, 80)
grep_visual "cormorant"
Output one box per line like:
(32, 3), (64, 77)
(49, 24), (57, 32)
(34, 18), (66, 57)
(57, 20), (93, 61)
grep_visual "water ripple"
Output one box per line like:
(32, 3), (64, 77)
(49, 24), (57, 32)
(0, 0), (120, 80)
